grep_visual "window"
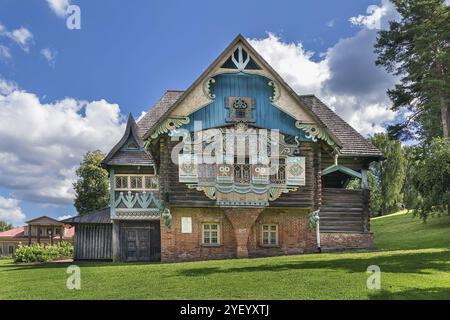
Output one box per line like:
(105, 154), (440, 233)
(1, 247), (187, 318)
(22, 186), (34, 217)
(55, 228), (61, 235)
(0, 247), (3, 255)
(8, 245), (14, 255)
(115, 175), (158, 191)
(127, 142), (139, 150)
(115, 176), (128, 189)
(202, 223), (220, 245)
(144, 176), (158, 190)
(130, 176), (143, 189)
(262, 224), (278, 246)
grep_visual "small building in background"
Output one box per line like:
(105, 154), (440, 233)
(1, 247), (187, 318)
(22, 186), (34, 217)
(0, 216), (74, 256)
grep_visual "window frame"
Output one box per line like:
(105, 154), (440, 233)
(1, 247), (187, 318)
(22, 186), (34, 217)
(202, 223), (221, 246)
(261, 224), (279, 246)
(114, 174), (159, 191)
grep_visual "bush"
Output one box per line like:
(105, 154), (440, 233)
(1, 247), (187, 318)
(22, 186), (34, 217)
(13, 241), (74, 263)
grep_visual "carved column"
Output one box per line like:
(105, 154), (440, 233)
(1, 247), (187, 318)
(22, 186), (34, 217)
(313, 143), (322, 210)
(224, 208), (263, 258)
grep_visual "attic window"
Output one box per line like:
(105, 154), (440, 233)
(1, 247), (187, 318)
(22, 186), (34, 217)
(127, 142), (139, 150)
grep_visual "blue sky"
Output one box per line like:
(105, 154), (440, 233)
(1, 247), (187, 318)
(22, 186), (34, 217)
(0, 0), (400, 224)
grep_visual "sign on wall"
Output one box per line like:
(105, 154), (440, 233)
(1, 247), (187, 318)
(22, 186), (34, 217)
(178, 154), (198, 183)
(286, 156), (306, 186)
(181, 217), (192, 233)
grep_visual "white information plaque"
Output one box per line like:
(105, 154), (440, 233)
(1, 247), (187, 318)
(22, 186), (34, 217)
(181, 217), (192, 233)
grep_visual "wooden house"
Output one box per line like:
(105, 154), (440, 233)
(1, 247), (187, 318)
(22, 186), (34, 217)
(0, 216), (74, 256)
(65, 35), (382, 262)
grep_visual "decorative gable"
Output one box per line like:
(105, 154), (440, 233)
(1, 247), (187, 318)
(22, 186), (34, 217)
(103, 114), (155, 167)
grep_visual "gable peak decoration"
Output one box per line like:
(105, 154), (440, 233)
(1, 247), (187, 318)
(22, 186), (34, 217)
(221, 44), (262, 71)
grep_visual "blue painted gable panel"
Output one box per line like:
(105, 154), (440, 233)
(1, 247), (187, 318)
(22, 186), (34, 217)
(183, 73), (309, 139)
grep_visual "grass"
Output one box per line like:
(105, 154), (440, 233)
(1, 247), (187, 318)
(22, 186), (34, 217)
(1, 211), (449, 300)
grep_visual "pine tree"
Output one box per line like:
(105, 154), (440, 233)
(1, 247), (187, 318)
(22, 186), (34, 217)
(375, 0), (450, 140)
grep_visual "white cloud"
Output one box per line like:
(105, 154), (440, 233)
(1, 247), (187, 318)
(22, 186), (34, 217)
(0, 79), (125, 206)
(326, 19), (336, 28)
(9, 27), (33, 52)
(40, 48), (57, 67)
(349, 0), (399, 30)
(0, 196), (26, 225)
(0, 78), (17, 95)
(249, 32), (330, 95)
(248, 26), (398, 136)
(46, 0), (71, 17)
(0, 44), (11, 61)
(349, 5), (387, 30)
(57, 214), (72, 221)
(137, 111), (147, 122)
(0, 23), (33, 52)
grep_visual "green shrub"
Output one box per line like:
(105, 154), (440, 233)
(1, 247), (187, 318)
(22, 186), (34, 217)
(13, 242), (74, 263)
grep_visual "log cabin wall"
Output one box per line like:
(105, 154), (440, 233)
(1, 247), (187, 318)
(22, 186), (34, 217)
(160, 135), (317, 209)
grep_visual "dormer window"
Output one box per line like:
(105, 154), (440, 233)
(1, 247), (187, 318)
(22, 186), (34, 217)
(127, 142), (139, 150)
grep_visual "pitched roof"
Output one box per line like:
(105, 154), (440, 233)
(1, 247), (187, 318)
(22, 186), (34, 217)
(299, 95), (382, 158)
(0, 226), (74, 239)
(103, 114), (155, 166)
(137, 90), (184, 137)
(63, 207), (112, 224)
(136, 91), (382, 158)
(140, 35), (341, 146)
(26, 216), (64, 225)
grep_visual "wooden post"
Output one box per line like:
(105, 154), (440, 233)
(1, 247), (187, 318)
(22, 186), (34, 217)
(50, 228), (54, 245)
(27, 226), (31, 245)
(361, 165), (370, 232)
(361, 169), (368, 189)
(112, 220), (120, 261)
(37, 226), (41, 244)
(60, 229), (63, 242)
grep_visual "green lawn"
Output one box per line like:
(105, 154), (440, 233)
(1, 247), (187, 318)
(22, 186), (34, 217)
(1, 211), (450, 300)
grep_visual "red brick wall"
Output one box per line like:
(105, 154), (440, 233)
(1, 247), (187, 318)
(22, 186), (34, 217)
(160, 208), (237, 262)
(248, 208), (317, 257)
(161, 207), (320, 262)
(160, 207), (373, 262)
(320, 232), (373, 251)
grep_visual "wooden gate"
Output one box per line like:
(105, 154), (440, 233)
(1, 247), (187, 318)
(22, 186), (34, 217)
(120, 221), (160, 262)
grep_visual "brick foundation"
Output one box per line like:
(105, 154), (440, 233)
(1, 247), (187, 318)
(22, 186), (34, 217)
(320, 232), (374, 251)
(160, 207), (373, 262)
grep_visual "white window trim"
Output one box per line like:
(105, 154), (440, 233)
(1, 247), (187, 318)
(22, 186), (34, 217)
(202, 223), (221, 246)
(262, 224), (279, 246)
(115, 174), (159, 191)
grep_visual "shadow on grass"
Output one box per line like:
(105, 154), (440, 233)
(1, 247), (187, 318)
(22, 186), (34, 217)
(177, 250), (450, 277)
(0, 260), (160, 272)
(370, 287), (450, 300)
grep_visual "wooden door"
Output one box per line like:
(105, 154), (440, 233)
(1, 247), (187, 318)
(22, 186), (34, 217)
(120, 221), (160, 262)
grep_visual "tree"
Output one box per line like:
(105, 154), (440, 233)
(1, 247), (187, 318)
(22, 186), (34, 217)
(375, 0), (450, 141)
(0, 221), (13, 232)
(408, 138), (450, 219)
(370, 133), (407, 215)
(73, 150), (110, 215)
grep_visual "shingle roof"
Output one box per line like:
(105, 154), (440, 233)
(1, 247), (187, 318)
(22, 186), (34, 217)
(137, 91), (382, 158)
(103, 114), (155, 166)
(299, 95), (382, 158)
(63, 208), (111, 224)
(137, 90), (184, 137)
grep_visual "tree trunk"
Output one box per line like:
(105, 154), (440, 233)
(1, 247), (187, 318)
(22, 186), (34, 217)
(440, 96), (450, 138)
